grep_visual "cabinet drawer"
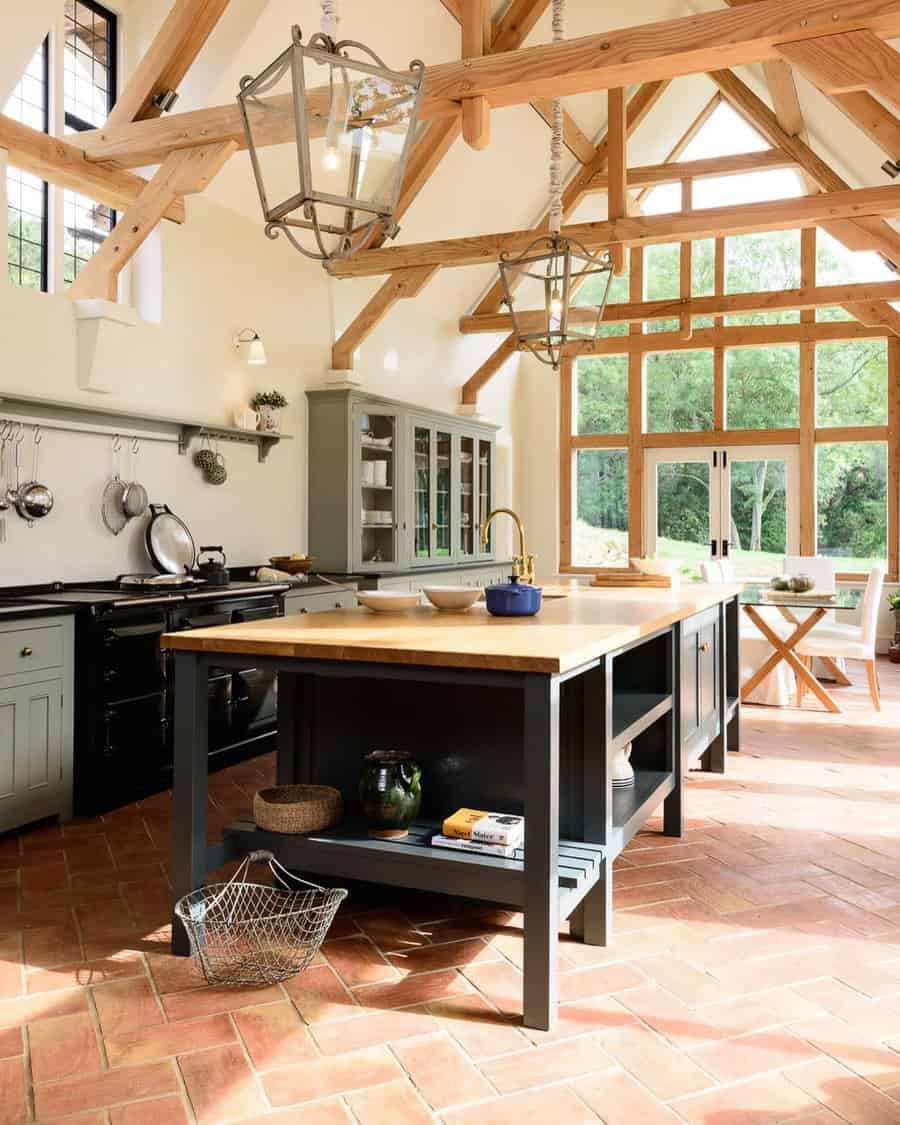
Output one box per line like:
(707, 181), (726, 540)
(0, 626), (63, 679)
(286, 592), (356, 616)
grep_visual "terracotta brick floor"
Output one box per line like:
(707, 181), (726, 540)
(3, 661), (900, 1124)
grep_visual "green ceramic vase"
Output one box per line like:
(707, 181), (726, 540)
(359, 750), (422, 839)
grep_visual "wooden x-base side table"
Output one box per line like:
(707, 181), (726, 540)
(741, 605), (843, 713)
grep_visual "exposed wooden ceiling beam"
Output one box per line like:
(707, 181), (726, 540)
(461, 335), (518, 404)
(0, 115), (185, 223)
(490, 0), (550, 53)
(778, 29), (900, 114)
(71, 0), (900, 170)
(588, 149), (797, 190)
(827, 91), (900, 159)
(633, 92), (722, 211)
(332, 266), (440, 369)
(710, 68), (900, 268)
(473, 80), (669, 316)
(530, 100), (596, 164)
(328, 182), (900, 278)
(459, 278), (900, 333)
(722, 0), (805, 137)
(70, 141), (237, 301)
(105, 0), (232, 127)
(425, 0), (900, 109)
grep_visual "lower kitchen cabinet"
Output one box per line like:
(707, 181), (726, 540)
(373, 566), (508, 593)
(681, 606), (721, 768)
(0, 616), (74, 833)
(284, 588), (358, 616)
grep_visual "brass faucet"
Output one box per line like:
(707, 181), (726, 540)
(480, 508), (536, 585)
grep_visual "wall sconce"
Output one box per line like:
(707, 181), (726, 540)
(233, 328), (267, 365)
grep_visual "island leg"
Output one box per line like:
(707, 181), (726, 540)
(171, 651), (210, 956)
(523, 675), (560, 1031)
(570, 662), (611, 946)
(664, 628), (683, 838)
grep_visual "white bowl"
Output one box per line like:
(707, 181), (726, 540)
(631, 557), (682, 577)
(355, 590), (420, 613)
(423, 585), (481, 611)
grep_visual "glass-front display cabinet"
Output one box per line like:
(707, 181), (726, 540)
(306, 389), (499, 574)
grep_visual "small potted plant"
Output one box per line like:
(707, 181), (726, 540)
(250, 390), (288, 433)
(888, 591), (900, 662)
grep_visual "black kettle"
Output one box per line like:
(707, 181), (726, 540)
(195, 546), (230, 586)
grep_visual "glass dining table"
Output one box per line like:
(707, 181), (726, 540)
(739, 585), (863, 713)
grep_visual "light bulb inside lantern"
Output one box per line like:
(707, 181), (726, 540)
(550, 289), (563, 320)
(322, 146), (340, 172)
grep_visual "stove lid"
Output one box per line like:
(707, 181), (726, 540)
(145, 504), (196, 575)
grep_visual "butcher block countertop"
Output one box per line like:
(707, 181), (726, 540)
(161, 582), (742, 676)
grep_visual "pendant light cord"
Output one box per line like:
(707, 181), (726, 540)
(548, 0), (564, 236)
(321, 0), (339, 39)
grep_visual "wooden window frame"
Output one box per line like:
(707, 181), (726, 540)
(560, 228), (900, 582)
(6, 37), (50, 293)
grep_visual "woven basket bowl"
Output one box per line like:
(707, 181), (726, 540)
(253, 785), (342, 835)
(269, 556), (314, 575)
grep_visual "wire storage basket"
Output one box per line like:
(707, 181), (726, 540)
(174, 850), (348, 986)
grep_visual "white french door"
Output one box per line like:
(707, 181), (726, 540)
(644, 444), (799, 579)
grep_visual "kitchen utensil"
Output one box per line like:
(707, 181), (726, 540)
(234, 407), (260, 431)
(145, 503), (196, 574)
(119, 572), (199, 588)
(102, 435), (128, 536)
(484, 576), (542, 617)
(205, 449), (227, 486)
(355, 590), (420, 613)
(0, 424), (11, 512)
(359, 751), (422, 839)
(16, 426), (54, 525)
(193, 433), (215, 471)
(6, 426), (23, 508)
(195, 546), (230, 586)
(122, 439), (148, 519)
(269, 555), (314, 575)
(423, 585), (481, 612)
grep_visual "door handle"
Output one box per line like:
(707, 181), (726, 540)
(710, 539), (718, 557)
(20, 646), (33, 657)
(722, 539), (730, 558)
(700, 641), (711, 653)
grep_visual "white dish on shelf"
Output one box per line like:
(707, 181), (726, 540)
(356, 590), (420, 613)
(423, 585), (482, 611)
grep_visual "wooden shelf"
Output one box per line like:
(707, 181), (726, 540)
(609, 770), (675, 856)
(0, 391), (291, 464)
(611, 692), (673, 753)
(226, 816), (604, 917)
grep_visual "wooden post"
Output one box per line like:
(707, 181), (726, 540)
(559, 357), (574, 569)
(628, 246), (645, 560)
(889, 336), (900, 579)
(680, 178), (693, 340)
(461, 0), (491, 150)
(607, 88), (627, 277)
(799, 227), (817, 557)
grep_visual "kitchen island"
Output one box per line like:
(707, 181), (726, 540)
(163, 582), (741, 1030)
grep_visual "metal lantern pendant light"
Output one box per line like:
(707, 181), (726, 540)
(237, 0), (425, 263)
(498, 0), (613, 370)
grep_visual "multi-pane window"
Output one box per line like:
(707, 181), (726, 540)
(646, 350), (715, 433)
(63, 1), (117, 284)
(5, 41), (49, 290)
(574, 449), (629, 568)
(816, 340), (888, 428)
(726, 345), (800, 430)
(576, 355), (628, 435)
(817, 442), (888, 570)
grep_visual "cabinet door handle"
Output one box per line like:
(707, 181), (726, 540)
(699, 641), (711, 653)
(335, 601), (343, 609)
(299, 608), (308, 615)
(20, 646), (33, 657)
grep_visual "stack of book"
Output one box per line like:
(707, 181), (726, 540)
(431, 809), (524, 857)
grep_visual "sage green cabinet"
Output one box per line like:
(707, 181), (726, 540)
(307, 389), (499, 574)
(0, 616), (74, 833)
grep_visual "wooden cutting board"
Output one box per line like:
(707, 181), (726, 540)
(590, 572), (674, 588)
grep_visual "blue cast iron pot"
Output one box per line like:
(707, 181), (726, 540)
(485, 577), (542, 617)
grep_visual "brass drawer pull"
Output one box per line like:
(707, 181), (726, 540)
(699, 641), (711, 653)
(20, 646), (33, 657)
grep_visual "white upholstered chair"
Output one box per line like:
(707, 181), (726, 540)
(795, 564), (886, 711)
(700, 560), (793, 706)
(781, 555), (844, 682)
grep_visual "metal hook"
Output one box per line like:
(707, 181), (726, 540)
(33, 425), (42, 446)
(112, 434), (122, 453)
(131, 438), (140, 455)
(15, 425), (25, 445)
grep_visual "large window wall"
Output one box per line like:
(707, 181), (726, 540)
(561, 230), (897, 580)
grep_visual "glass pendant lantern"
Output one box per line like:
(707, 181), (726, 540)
(497, 0), (614, 370)
(237, 2), (424, 263)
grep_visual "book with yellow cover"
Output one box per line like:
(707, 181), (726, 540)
(442, 809), (524, 847)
